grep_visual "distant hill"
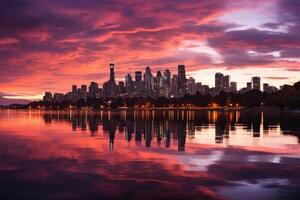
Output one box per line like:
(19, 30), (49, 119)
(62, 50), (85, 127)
(0, 96), (31, 106)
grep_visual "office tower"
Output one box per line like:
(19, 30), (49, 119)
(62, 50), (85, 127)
(263, 83), (278, 94)
(125, 73), (134, 96)
(195, 82), (203, 95)
(155, 71), (164, 97)
(144, 66), (152, 96)
(135, 71), (142, 82)
(163, 69), (171, 86)
(215, 72), (224, 92)
(247, 82), (252, 91)
(89, 82), (99, 98)
(80, 85), (87, 100)
(230, 82), (237, 93)
(43, 92), (52, 102)
(202, 85), (210, 95)
(52, 93), (64, 103)
(118, 81), (126, 96)
(171, 75), (179, 98)
(152, 76), (159, 97)
(263, 83), (269, 93)
(81, 85), (87, 93)
(103, 64), (118, 99)
(252, 76), (261, 91)
(109, 63), (115, 84)
(187, 77), (196, 95)
(178, 65), (186, 95)
(72, 85), (77, 93)
(223, 75), (230, 92)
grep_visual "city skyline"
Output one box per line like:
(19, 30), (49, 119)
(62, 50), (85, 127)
(1, 0), (300, 105)
(42, 63), (281, 104)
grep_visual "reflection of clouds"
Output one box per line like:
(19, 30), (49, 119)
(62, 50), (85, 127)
(218, 179), (290, 200)
(178, 150), (223, 172)
(247, 155), (281, 164)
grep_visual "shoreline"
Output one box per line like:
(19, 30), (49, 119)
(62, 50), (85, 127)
(1, 106), (300, 113)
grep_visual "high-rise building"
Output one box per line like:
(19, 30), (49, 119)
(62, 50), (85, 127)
(52, 93), (64, 103)
(118, 81), (126, 96)
(195, 82), (203, 95)
(263, 83), (278, 94)
(144, 66), (152, 96)
(135, 71), (142, 82)
(81, 85), (87, 93)
(152, 76), (159, 97)
(72, 85), (77, 93)
(43, 92), (52, 102)
(178, 65), (186, 95)
(230, 82), (237, 93)
(89, 82), (99, 98)
(247, 82), (252, 91)
(223, 75), (230, 92)
(263, 83), (269, 93)
(125, 73), (134, 96)
(187, 77), (196, 95)
(163, 69), (171, 86)
(103, 64), (117, 99)
(109, 63), (115, 84)
(171, 75), (179, 98)
(155, 71), (164, 97)
(215, 72), (224, 93)
(252, 77), (261, 91)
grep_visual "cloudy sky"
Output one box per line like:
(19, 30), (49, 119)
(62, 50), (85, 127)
(0, 0), (300, 104)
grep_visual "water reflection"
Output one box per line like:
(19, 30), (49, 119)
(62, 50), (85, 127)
(0, 110), (300, 200)
(41, 110), (300, 151)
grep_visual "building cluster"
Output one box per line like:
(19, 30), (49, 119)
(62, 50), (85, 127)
(43, 64), (279, 103)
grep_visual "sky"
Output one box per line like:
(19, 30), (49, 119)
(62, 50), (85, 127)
(0, 0), (300, 104)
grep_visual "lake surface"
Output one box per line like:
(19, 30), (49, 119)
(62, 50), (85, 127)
(0, 109), (299, 200)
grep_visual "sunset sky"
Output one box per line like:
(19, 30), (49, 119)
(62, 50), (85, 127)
(0, 0), (300, 104)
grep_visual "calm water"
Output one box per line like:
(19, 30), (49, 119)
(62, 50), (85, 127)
(0, 109), (299, 200)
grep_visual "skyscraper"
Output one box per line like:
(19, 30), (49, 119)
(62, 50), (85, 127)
(163, 69), (171, 86)
(215, 72), (224, 92)
(103, 64), (117, 99)
(223, 75), (230, 92)
(72, 85), (77, 93)
(144, 66), (152, 96)
(178, 65), (186, 95)
(125, 73), (134, 96)
(109, 63), (115, 84)
(135, 71), (142, 82)
(187, 77), (196, 95)
(247, 82), (252, 91)
(230, 82), (237, 93)
(89, 82), (99, 98)
(171, 75), (179, 98)
(252, 76), (261, 91)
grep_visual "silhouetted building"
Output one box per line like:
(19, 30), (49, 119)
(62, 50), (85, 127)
(215, 72), (224, 93)
(43, 92), (52, 102)
(230, 82), (237, 93)
(252, 76), (261, 91)
(135, 71), (142, 82)
(144, 66), (152, 97)
(223, 75), (230, 92)
(178, 65), (186, 96)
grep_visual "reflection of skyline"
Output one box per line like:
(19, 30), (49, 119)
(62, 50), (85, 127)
(42, 110), (300, 151)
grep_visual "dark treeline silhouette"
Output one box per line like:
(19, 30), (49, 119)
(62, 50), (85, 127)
(7, 81), (300, 110)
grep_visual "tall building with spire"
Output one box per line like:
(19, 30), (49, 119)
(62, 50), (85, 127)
(109, 63), (115, 84)
(103, 63), (117, 99)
